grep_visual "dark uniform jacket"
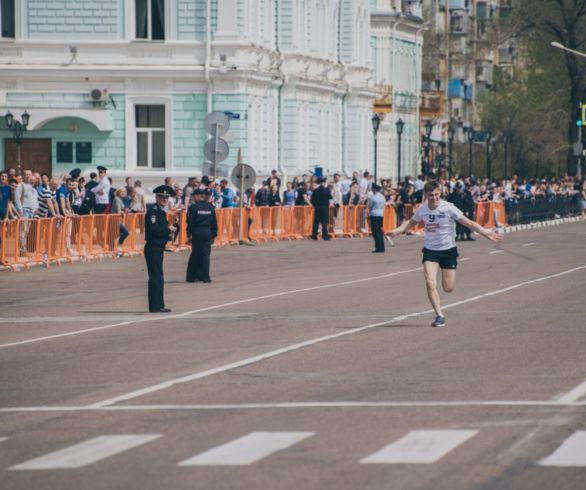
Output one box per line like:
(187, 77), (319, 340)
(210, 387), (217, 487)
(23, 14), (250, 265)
(187, 201), (218, 238)
(310, 185), (332, 207)
(145, 204), (172, 247)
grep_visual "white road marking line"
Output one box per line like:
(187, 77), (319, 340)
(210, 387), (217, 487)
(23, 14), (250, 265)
(8, 434), (161, 470)
(460, 257), (471, 261)
(538, 431), (586, 467)
(489, 250), (504, 255)
(1, 399), (586, 413)
(178, 431), (314, 466)
(0, 437), (7, 442)
(0, 266), (423, 349)
(86, 264), (586, 409)
(522, 242), (535, 247)
(554, 378), (586, 403)
(360, 430), (478, 464)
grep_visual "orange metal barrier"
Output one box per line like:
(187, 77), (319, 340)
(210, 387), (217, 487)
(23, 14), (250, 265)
(381, 205), (397, 233)
(1, 204), (409, 271)
(474, 202), (508, 229)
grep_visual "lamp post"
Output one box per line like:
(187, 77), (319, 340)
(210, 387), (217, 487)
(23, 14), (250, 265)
(372, 113), (381, 183)
(4, 110), (30, 177)
(485, 128), (492, 180)
(424, 120), (433, 176)
(503, 132), (509, 179)
(395, 118), (404, 184)
(447, 125), (455, 181)
(467, 126), (474, 178)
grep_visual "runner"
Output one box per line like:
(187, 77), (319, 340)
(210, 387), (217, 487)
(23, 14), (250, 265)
(386, 180), (503, 327)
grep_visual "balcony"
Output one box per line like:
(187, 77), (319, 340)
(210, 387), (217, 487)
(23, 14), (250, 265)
(374, 84), (393, 113)
(420, 90), (444, 117)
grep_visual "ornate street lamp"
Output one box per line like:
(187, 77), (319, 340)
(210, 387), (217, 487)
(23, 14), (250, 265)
(4, 110), (30, 176)
(486, 128), (492, 180)
(372, 113), (381, 183)
(466, 126), (475, 178)
(395, 118), (404, 184)
(424, 120), (434, 175)
(503, 132), (510, 179)
(447, 125), (455, 181)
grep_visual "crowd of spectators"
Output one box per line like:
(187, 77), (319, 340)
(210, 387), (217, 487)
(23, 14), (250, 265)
(1, 165), (585, 226)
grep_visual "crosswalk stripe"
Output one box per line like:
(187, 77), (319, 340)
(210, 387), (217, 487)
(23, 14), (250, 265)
(360, 430), (478, 464)
(9, 434), (161, 470)
(538, 431), (586, 467)
(178, 431), (315, 466)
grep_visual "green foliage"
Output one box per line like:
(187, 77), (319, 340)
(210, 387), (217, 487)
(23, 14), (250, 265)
(477, 0), (586, 176)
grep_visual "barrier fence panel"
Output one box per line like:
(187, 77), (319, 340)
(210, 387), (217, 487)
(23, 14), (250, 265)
(382, 205), (397, 232)
(280, 206), (297, 241)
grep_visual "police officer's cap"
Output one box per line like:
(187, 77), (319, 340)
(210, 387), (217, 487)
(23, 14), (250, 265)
(153, 185), (176, 198)
(97, 165), (107, 172)
(69, 168), (81, 179)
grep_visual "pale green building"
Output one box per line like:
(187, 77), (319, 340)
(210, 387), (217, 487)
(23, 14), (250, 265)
(1, 0), (423, 188)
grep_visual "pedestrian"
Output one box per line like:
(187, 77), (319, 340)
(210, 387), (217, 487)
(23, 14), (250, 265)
(310, 177), (332, 240)
(14, 170), (39, 219)
(144, 185), (177, 313)
(186, 189), (218, 283)
(386, 180), (503, 327)
(91, 166), (110, 214)
(368, 183), (386, 253)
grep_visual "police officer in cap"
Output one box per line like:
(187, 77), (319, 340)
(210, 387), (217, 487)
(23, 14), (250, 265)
(145, 185), (177, 312)
(186, 189), (218, 283)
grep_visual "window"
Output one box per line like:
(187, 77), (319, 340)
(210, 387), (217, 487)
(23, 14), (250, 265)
(136, 105), (165, 169)
(76, 142), (92, 164)
(1, 0), (15, 38)
(135, 0), (165, 40)
(57, 142), (73, 163)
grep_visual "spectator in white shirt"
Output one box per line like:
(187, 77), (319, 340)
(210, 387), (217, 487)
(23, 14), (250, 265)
(91, 166), (111, 214)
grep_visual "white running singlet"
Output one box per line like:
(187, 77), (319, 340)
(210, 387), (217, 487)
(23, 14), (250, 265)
(412, 200), (463, 251)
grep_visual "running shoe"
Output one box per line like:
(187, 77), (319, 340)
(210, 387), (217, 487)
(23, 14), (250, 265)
(432, 315), (446, 327)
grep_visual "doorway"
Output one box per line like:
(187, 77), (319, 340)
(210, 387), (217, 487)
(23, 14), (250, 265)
(4, 139), (52, 175)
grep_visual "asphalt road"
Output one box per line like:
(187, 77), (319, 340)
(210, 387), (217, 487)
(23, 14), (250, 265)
(1, 221), (585, 490)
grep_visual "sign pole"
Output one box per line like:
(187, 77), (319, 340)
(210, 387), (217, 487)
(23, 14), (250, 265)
(238, 149), (245, 242)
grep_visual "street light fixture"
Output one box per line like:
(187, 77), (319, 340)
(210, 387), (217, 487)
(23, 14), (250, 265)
(447, 125), (455, 181)
(485, 128), (492, 180)
(503, 132), (510, 179)
(372, 113), (381, 183)
(4, 110), (30, 176)
(424, 120), (434, 175)
(395, 118), (404, 184)
(466, 126), (475, 178)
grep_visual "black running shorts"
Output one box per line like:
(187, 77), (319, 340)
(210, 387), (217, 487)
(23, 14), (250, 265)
(422, 247), (459, 270)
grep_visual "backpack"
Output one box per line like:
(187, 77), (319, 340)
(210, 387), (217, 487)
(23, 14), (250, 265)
(79, 190), (96, 215)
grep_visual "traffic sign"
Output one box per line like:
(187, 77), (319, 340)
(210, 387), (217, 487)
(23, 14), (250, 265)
(230, 163), (256, 189)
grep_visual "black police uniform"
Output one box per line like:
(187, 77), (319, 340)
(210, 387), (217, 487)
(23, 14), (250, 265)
(186, 196), (218, 283)
(145, 201), (173, 312)
(310, 183), (332, 240)
(448, 187), (474, 240)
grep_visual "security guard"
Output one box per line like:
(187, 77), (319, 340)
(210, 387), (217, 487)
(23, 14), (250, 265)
(310, 177), (332, 240)
(145, 185), (177, 312)
(186, 189), (218, 283)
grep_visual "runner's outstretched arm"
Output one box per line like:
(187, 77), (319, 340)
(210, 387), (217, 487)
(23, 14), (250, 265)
(457, 215), (503, 243)
(385, 218), (418, 239)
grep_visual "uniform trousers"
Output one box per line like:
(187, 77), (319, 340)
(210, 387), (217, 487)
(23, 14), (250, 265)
(186, 228), (212, 282)
(369, 216), (385, 252)
(311, 206), (330, 239)
(144, 243), (165, 311)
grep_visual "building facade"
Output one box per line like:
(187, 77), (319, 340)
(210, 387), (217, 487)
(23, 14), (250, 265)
(1, 0), (423, 186)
